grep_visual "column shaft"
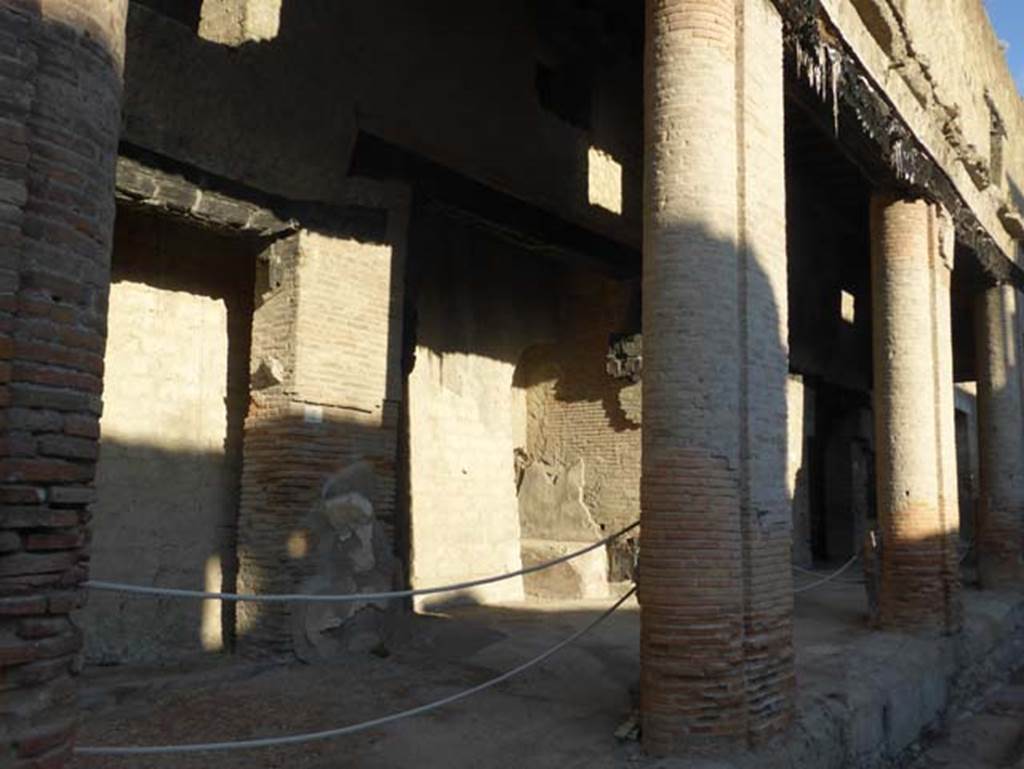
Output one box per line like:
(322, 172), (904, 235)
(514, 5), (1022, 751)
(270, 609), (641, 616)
(870, 195), (960, 631)
(0, 2), (128, 766)
(974, 283), (1024, 587)
(640, 0), (793, 754)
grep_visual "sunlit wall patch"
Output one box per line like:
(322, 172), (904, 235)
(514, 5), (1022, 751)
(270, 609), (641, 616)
(588, 146), (623, 215)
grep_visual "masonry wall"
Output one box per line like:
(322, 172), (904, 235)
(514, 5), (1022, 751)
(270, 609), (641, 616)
(821, 0), (1024, 265)
(120, 0), (642, 249)
(516, 273), (641, 577)
(407, 213), (564, 605)
(81, 208), (254, 662)
(236, 227), (405, 658)
(0, 2), (128, 764)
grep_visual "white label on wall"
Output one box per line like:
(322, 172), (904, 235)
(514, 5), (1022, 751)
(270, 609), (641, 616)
(303, 404), (324, 424)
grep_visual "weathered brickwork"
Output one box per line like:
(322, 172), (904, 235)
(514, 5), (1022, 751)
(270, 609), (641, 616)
(235, 229), (405, 656)
(0, 1), (127, 765)
(870, 196), (961, 632)
(818, 0), (1024, 271)
(640, 0), (793, 754)
(974, 283), (1024, 588)
(518, 274), (641, 575)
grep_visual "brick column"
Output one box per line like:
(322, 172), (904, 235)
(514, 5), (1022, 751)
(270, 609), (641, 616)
(640, 0), (793, 754)
(0, 1), (127, 766)
(870, 195), (960, 631)
(236, 227), (405, 657)
(974, 282), (1024, 588)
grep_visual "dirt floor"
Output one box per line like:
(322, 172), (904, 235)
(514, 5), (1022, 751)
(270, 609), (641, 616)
(72, 575), (1024, 769)
(74, 595), (643, 769)
(905, 668), (1024, 769)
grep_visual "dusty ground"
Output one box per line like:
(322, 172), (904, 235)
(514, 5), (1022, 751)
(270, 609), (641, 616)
(905, 669), (1024, 769)
(75, 596), (642, 769)
(72, 576), (1023, 769)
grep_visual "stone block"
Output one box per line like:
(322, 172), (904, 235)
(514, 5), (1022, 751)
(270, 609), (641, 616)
(521, 539), (609, 600)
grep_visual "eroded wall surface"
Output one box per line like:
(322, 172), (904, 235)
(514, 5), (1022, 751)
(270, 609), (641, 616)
(82, 209), (254, 662)
(121, 0), (642, 248)
(821, 0), (1024, 267)
(517, 273), (641, 577)
(407, 217), (560, 605)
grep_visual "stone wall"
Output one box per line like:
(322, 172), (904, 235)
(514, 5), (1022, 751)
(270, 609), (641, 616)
(81, 207), (255, 663)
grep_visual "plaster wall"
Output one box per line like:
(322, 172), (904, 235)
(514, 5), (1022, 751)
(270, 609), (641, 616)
(406, 215), (574, 606)
(83, 209), (254, 662)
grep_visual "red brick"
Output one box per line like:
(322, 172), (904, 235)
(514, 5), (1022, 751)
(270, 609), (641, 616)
(61, 414), (97, 439)
(0, 507), (79, 529)
(0, 458), (92, 484)
(22, 531), (83, 551)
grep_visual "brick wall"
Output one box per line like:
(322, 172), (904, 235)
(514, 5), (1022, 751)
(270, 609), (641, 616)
(0, 1), (127, 766)
(236, 227), (404, 656)
(518, 272), (641, 575)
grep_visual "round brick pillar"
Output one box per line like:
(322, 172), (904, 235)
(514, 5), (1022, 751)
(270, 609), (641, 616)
(870, 194), (960, 632)
(0, 1), (127, 766)
(974, 282), (1024, 588)
(640, 0), (794, 755)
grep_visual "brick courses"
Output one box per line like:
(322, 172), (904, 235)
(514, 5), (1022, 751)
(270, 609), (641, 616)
(974, 282), (1024, 588)
(640, 0), (794, 754)
(0, 1), (127, 766)
(236, 230), (403, 655)
(870, 195), (961, 632)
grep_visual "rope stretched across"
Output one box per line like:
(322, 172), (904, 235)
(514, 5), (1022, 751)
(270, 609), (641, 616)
(84, 521), (639, 604)
(791, 553), (860, 594)
(959, 539), (973, 564)
(74, 586), (637, 756)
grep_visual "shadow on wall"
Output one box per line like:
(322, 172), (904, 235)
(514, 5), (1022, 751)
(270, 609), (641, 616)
(122, 0), (643, 245)
(234, 410), (404, 661)
(79, 207), (257, 662)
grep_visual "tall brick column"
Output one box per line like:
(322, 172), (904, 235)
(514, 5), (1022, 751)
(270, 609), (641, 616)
(640, 0), (793, 754)
(974, 282), (1024, 588)
(236, 227), (404, 657)
(0, 1), (128, 766)
(870, 195), (960, 631)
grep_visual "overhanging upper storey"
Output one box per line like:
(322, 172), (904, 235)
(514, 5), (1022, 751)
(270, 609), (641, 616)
(777, 0), (1024, 286)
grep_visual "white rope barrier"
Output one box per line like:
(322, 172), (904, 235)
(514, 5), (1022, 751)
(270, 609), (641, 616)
(85, 521), (638, 604)
(792, 553), (860, 594)
(74, 586), (637, 756)
(959, 539), (974, 564)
